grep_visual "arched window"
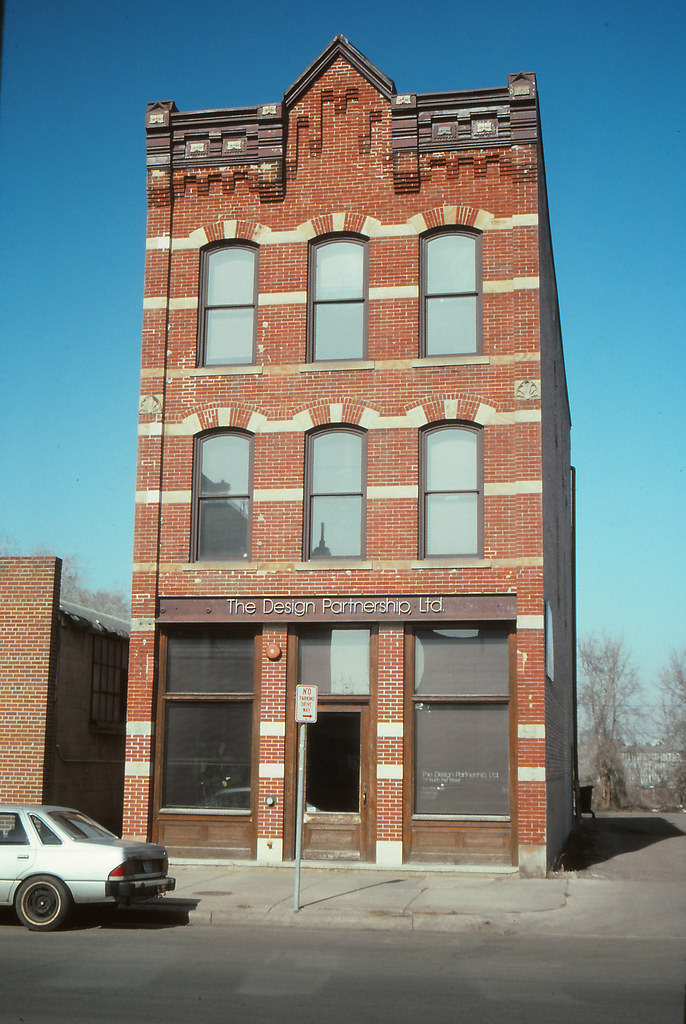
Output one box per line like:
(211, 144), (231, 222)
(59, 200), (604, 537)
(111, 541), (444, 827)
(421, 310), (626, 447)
(305, 429), (366, 559)
(308, 237), (368, 361)
(198, 244), (258, 366)
(192, 431), (252, 560)
(420, 425), (483, 558)
(420, 230), (482, 356)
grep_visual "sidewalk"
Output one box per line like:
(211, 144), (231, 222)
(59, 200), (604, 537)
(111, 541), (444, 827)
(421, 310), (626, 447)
(150, 856), (685, 938)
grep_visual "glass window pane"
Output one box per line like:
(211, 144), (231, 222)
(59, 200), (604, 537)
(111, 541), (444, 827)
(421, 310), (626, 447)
(414, 629), (509, 696)
(316, 242), (363, 301)
(426, 430), (476, 491)
(312, 432), (362, 493)
(163, 702), (252, 809)
(427, 234), (476, 294)
(201, 435), (249, 496)
(299, 629), (370, 694)
(425, 493), (477, 556)
(207, 248), (255, 306)
(310, 495), (362, 557)
(414, 703), (509, 815)
(205, 308), (254, 365)
(167, 634), (254, 693)
(198, 498), (249, 559)
(426, 296), (477, 355)
(314, 302), (364, 360)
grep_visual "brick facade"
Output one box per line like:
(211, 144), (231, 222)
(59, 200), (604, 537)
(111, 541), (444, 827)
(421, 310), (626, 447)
(125, 37), (575, 874)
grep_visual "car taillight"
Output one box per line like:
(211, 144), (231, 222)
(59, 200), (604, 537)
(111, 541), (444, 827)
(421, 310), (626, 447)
(108, 860), (136, 879)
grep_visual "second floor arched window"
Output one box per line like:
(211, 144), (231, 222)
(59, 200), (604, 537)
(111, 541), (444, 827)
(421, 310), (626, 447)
(420, 425), (483, 558)
(192, 431), (253, 560)
(305, 429), (366, 559)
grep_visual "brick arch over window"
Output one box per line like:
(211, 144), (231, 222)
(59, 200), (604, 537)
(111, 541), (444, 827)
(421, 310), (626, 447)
(298, 212), (381, 239)
(188, 219), (264, 247)
(407, 206), (493, 234)
(407, 395), (499, 426)
(180, 405), (261, 435)
(305, 401), (369, 428)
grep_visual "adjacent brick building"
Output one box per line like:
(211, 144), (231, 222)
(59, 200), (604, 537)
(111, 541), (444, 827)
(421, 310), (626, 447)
(0, 557), (128, 833)
(124, 36), (575, 874)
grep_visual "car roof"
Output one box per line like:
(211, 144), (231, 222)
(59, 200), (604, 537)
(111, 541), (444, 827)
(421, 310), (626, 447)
(0, 805), (82, 814)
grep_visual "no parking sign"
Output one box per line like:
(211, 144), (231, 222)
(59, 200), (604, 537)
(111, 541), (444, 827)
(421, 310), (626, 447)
(295, 684), (318, 722)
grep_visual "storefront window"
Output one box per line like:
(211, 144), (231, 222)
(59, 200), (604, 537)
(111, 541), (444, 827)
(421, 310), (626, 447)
(413, 628), (510, 816)
(162, 632), (256, 811)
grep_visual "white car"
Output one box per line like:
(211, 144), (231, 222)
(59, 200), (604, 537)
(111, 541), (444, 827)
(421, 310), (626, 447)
(0, 805), (175, 931)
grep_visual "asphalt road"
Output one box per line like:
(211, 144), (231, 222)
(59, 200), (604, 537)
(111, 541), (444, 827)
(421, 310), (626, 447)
(1, 921), (684, 1024)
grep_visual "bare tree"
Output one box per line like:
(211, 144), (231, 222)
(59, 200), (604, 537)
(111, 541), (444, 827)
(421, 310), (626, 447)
(59, 557), (130, 620)
(660, 649), (686, 802)
(578, 634), (643, 808)
(0, 541), (130, 619)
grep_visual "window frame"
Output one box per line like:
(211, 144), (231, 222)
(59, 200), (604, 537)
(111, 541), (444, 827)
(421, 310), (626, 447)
(419, 423), (484, 560)
(419, 228), (483, 357)
(156, 629), (260, 815)
(307, 234), (369, 362)
(405, 625), (515, 822)
(90, 633), (128, 732)
(197, 242), (259, 367)
(303, 427), (367, 561)
(191, 429), (254, 563)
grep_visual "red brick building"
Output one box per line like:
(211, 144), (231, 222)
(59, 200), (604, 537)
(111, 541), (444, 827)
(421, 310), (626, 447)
(0, 557), (128, 833)
(124, 37), (575, 875)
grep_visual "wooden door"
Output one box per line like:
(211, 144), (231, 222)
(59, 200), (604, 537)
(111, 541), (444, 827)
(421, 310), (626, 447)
(300, 705), (372, 861)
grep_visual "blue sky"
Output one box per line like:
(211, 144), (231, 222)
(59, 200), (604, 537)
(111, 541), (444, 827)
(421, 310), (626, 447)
(1, 0), (684, 700)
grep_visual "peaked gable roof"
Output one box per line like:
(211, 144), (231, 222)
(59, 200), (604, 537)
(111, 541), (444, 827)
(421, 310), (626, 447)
(284, 35), (396, 107)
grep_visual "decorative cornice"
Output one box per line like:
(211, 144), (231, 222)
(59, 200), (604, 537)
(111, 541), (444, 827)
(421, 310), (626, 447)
(144, 41), (538, 202)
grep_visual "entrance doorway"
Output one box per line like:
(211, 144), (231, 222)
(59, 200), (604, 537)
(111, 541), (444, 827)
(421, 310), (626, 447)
(301, 706), (372, 861)
(287, 627), (375, 862)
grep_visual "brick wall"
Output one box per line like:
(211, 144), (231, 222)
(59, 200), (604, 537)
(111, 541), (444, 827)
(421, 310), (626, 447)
(0, 556), (61, 802)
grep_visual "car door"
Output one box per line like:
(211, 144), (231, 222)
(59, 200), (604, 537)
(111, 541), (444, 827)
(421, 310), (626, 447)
(0, 812), (36, 901)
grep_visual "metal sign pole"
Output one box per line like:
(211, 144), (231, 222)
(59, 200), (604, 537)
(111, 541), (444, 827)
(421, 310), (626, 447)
(293, 720), (306, 912)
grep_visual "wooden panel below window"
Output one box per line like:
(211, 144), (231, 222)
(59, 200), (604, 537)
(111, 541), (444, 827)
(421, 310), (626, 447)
(303, 815), (362, 861)
(406, 819), (514, 865)
(155, 812), (254, 858)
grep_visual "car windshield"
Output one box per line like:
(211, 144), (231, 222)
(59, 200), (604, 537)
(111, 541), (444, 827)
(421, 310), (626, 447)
(48, 811), (117, 840)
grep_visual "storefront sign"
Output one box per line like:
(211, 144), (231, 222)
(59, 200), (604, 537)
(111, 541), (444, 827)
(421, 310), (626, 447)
(158, 593), (516, 623)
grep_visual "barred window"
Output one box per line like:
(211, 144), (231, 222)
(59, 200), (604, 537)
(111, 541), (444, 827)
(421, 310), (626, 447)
(91, 635), (128, 730)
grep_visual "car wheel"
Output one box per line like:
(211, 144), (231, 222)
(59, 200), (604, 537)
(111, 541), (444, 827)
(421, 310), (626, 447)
(15, 876), (72, 931)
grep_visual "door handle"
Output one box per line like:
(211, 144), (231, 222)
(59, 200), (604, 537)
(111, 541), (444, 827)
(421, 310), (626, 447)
(362, 785), (367, 807)
(17, 855), (30, 860)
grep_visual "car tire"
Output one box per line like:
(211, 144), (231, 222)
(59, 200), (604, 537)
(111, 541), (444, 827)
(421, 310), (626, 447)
(15, 875), (72, 931)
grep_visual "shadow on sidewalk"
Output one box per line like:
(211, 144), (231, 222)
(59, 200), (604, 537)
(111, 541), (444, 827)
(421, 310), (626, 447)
(555, 813), (685, 872)
(300, 876), (406, 910)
